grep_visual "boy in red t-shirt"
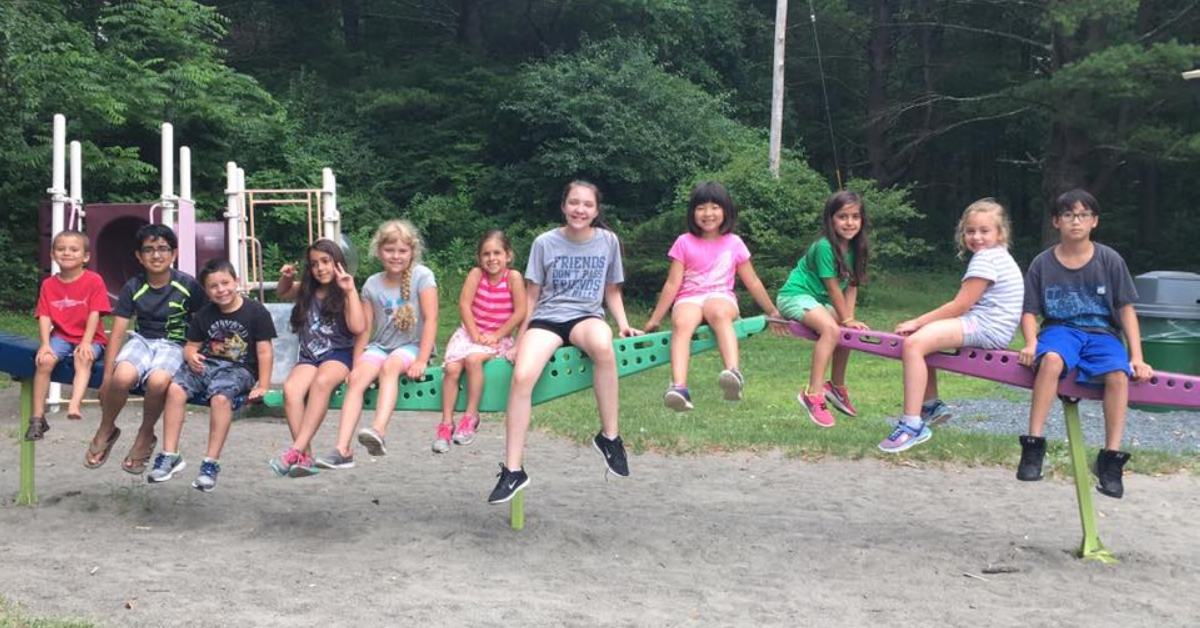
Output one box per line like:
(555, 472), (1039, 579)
(27, 230), (111, 441)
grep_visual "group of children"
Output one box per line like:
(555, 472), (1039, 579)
(28, 182), (1151, 500)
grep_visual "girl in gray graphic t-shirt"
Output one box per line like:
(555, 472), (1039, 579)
(487, 181), (643, 505)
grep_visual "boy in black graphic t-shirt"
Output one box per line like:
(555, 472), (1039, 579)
(148, 259), (276, 493)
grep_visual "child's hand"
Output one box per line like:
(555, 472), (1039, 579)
(478, 332), (499, 348)
(35, 344), (56, 367)
(1130, 359), (1153, 381)
(619, 326), (644, 338)
(1018, 342), (1037, 367)
(504, 347), (518, 362)
(768, 320), (791, 337)
(187, 353), (206, 373)
(334, 263), (355, 292)
(642, 320), (660, 333)
(74, 343), (95, 362)
(406, 359), (428, 380)
(846, 319), (870, 331)
(894, 319), (921, 335)
(248, 386), (267, 401)
(279, 263), (296, 280)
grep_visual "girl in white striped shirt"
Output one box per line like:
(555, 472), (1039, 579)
(878, 199), (1024, 453)
(435, 230), (526, 453)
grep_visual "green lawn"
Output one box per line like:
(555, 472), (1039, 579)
(0, 595), (93, 628)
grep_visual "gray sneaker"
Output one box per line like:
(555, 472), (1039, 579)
(315, 449), (355, 469)
(146, 453), (186, 484)
(921, 399), (953, 426)
(357, 427), (387, 456)
(191, 459), (220, 492)
(718, 368), (744, 401)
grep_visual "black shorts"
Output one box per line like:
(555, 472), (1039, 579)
(527, 316), (601, 345)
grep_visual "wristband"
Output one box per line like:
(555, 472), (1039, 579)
(841, 317), (855, 325)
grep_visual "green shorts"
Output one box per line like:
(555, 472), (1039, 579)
(777, 293), (830, 320)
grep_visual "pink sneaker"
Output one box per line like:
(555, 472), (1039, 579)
(453, 413), (480, 446)
(798, 391), (836, 427)
(432, 423), (454, 453)
(823, 382), (858, 417)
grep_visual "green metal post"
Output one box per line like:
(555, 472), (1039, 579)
(1062, 400), (1116, 563)
(510, 492), (525, 531)
(18, 380), (37, 506)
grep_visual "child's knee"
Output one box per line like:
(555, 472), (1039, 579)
(210, 394), (232, 410)
(442, 361), (463, 376)
(311, 372), (343, 392)
(1039, 352), (1065, 373)
(36, 355), (58, 372)
(1104, 370), (1129, 387)
(167, 383), (188, 401)
(464, 354), (486, 370)
(144, 371), (172, 392)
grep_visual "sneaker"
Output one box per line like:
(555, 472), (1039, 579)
(718, 368), (745, 401)
(663, 385), (694, 412)
(268, 448), (302, 477)
(357, 427), (387, 457)
(878, 420), (932, 453)
(823, 382), (857, 417)
(798, 391), (836, 428)
(921, 399), (952, 426)
(432, 423), (453, 454)
(592, 432), (630, 477)
(192, 459), (220, 492)
(288, 452), (319, 478)
(146, 453), (186, 484)
(453, 413), (480, 445)
(1016, 435), (1046, 481)
(315, 449), (355, 470)
(23, 416), (49, 441)
(1093, 449), (1131, 499)
(487, 464), (530, 504)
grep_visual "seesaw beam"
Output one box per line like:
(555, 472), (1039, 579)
(777, 318), (1199, 563)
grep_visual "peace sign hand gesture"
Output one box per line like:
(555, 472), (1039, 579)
(334, 263), (356, 293)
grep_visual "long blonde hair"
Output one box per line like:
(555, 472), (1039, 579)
(955, 198), (1011, 259)
(370, 219), (424, 332)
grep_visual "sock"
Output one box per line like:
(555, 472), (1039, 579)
(163, 451), (179, 457)
(902, 414), (924, 429)
(203, 456), (219, 464)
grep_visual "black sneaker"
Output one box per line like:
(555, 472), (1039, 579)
(487, 464), (530, 504)
(1016, 435), (1046, 481)
(592, 433), (629, 477)
(1093, 449), (1130, 499)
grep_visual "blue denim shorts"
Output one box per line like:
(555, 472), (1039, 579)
(49, 335), (105, 362)
(172, 360), (255, 405)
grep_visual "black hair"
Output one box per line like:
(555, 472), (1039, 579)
(199, 258), (237, 286)
(290, 239), (349, 334)
(561, 180), (612, 231)
(52, 229), (90, 252)
(686, 181), (737, 236)
(818, 190), (870, 286)
(1054, 189), (1100, 217)
(135, 223), (179, 250)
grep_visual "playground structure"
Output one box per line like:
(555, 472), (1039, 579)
(775, 319), (1200, 563)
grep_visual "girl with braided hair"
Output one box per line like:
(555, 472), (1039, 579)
(316, 220), (439, 469)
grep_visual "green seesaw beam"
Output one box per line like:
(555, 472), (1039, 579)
(264, 316), (767, 413)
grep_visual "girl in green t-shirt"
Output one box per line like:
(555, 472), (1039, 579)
(777, 191), (871, 428)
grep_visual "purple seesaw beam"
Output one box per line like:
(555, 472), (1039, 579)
(776, 319), (1200, 410)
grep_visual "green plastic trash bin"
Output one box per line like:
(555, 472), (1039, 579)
(1132, 271), (1200, 412)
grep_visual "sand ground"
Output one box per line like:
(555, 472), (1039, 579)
(1, 384), (1198, 627)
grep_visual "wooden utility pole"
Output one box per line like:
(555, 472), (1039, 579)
(769, 0), (788, 177)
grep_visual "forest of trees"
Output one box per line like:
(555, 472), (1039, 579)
(1, 0), (1197, 309)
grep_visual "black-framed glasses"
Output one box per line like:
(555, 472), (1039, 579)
(139, 245), (174, 256)
(1058, 211), (1095, 223)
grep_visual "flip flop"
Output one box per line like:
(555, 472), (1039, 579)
(83, 427), (121, 469)
(67, 413), (83, 421)
(122, 435), (158, 475)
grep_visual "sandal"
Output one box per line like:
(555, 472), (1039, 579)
(121, 435), (158, 475)
(24, 416), (49, 441)
(83, 427), (121, 469)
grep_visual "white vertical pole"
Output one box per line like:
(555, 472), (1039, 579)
(179, 146), (191, 201)
(768, 0), (788, 178)
(321, 167), (340, 241)
(160, 122), (176, 229)
(47, 114), (67, 410)
(224, 162), (241, 283)
(236, 167), (248, 292)
(69, 141), (82, 230)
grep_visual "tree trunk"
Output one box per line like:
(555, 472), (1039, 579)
(341, 0), (361, 51)
(866, 0), (891, 183)
(457, 0), (484, 51)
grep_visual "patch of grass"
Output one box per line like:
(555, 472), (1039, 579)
(0, 595), (94, 628)
(526, 270), (1199, 476)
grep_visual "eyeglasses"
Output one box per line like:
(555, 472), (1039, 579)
(1058, 211), (1095, 223)
(139, 246), (174, 256)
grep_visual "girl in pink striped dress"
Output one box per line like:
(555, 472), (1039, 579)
(435, 230), (527, 453)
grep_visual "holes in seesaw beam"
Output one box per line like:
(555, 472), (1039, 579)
(551, 370), (559, 377)
(1167, 378), (1176, 388)
(855, 334), (883, 345)
(630, 339), (655, 350)
(1185, 381), (1194, 391)
(1000, 355), (1010, 364)
(620, 359), (629, 367)
(635, 356), (644, 365)
(984, 353), (994, 362)
(968, 351), (979, 359)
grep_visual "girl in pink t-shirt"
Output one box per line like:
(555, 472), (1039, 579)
(644, 182), (781, 411)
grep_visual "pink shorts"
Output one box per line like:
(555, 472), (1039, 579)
(673, 292), (739, 312)
(443, 326), (514, 364)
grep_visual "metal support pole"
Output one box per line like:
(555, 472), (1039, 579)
(768, 0), (788, 177)
(160, 122), (177, 229)
(47, 115), (67, 410)
(510, 492), (525, 531)
(69, 140), (83, 230)
(1062, 400), (1117, 563)
(18, 380), (36, 506)
(224, 162), (242, 283)
(321, 168), (340, 242)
